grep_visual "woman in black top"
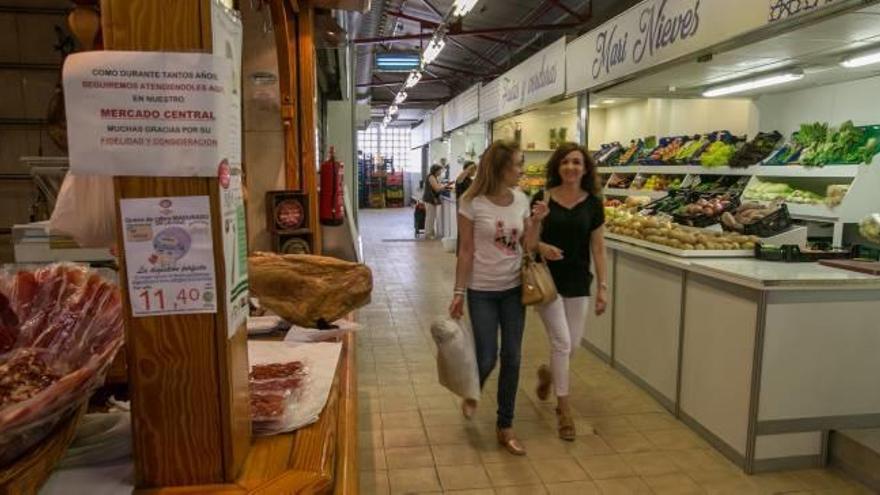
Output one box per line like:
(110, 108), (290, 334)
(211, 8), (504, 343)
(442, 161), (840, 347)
(532, 142), (608, 441)
(422, 164), (447, 239)
(454, 161), (477, 200)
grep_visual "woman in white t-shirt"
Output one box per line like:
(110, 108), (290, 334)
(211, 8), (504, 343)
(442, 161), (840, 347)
(449, 140), (549, 456)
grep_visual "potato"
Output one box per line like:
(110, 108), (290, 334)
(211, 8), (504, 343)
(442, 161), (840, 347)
(694, 243), (707, 250)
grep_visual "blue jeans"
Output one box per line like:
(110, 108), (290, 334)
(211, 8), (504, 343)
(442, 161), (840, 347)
(467, 286), (526, 429)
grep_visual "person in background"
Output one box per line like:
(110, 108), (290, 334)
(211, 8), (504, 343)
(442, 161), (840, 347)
(454, 161), (478, 255)
(422, 164), (447, 240)
(449, 141), (549, 456)
(454, 161), (477, 201)
(532, 142), (608, 441)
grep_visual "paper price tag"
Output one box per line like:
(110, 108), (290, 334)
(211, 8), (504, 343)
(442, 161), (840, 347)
(121, 196), (218, 317)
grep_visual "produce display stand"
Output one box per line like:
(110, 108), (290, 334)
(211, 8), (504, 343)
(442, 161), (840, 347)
(604, 231), (754, 258)
(563, 0), (880, 476)
(600, 164), (880, 245)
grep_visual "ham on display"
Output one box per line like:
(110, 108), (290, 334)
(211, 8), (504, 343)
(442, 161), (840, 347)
(0, 264), (124, 466)
(248, 253), (373, 328)
(248, 360), (308, 435)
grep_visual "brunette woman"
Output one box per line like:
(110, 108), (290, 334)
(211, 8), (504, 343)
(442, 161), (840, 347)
(422, 164), (446, 239)
(449, 141), (548, 456)
(454, 161), (477, 200)
(532, 142), (608, 441)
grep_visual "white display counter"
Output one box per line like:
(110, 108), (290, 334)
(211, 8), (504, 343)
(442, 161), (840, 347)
(584, 239), (880, 473)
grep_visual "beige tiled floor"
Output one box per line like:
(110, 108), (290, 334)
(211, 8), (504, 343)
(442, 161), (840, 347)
(355, 208), (872, 495)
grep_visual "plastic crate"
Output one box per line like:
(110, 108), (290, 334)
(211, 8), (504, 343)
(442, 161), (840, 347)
(672, 195), (740, 228)
(754, 243), (852, 262)
(722, 204), (793, 238)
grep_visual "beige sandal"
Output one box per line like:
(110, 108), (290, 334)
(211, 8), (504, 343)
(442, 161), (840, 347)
(536, 365), (552, 401)
(557, 408), (576, 441)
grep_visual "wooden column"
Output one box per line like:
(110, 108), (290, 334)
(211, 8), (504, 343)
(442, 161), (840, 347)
(268, 0), (321, 254)
(269, 0), (301, 191)
(296, 2), (321, 254)
(100, 0), (251, 488)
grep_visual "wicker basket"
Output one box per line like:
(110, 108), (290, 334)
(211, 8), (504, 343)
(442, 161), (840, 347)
(0, 401), (87, 495)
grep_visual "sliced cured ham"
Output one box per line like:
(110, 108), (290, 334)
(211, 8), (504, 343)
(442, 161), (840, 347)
(0, 264), (124, 466)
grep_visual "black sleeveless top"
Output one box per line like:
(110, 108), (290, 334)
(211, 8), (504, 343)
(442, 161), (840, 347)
(532, 190), (605, 297)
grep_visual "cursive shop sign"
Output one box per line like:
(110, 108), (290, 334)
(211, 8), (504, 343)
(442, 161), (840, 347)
(566, 0), (846, 93)
(497, 37), (566, 116)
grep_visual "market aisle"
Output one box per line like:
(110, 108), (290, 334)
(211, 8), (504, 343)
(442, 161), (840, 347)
(355, 208), (870, 495)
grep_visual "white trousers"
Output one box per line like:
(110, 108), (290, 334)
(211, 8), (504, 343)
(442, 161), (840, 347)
(425, 202), (439, 239)
(537, 296), (590, 397)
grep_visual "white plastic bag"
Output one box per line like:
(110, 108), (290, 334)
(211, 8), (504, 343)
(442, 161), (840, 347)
(431, 318), (480, 402)
(49, 174), (117, 248)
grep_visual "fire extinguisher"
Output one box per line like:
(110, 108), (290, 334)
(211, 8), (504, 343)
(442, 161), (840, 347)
(320, 146), (345, 226)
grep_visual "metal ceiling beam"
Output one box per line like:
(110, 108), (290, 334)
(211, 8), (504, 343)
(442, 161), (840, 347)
(481, 0), (558, 63)
(385, 9), (517, 47)
(353, 22), (582, 45)
(357, 77), (452, 88)
(415, 0), (444, 19)
(447, 37), (503, 71)
(547, 0), (588, 23)
(430, 62), (496, 79)
(372, 99), (445, 104)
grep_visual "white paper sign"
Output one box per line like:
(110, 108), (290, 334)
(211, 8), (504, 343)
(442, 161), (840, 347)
(120, 196), (217, 317)
(219, 165), (249, 335)
(212, 0), (248, 337)
(63, 51), (235, 176)
(497, 37), (566, 116)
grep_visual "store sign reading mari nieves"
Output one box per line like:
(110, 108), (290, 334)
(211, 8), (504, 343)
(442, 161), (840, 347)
(566, 0), (844, 93)
(497, 37), (566, 116)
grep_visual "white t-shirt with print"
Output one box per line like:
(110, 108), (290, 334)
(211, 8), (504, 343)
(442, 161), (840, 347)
(458, 189), (531, 291)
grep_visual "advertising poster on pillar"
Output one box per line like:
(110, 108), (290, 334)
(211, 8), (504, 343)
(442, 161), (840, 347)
(497, 37), (566, 116)
(62, 51), (236, 177)
(566, 0), (846, 93)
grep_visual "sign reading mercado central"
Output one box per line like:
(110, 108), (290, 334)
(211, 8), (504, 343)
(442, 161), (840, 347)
(566, 0), (845, 93)
(497, 37), (566, 116)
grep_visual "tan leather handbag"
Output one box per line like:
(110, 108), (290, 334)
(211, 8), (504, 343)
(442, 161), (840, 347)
(521, 253), (558, 306)
(522, 189), (558, 306)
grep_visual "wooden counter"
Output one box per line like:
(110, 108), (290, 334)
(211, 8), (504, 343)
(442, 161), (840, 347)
(135, 332), (357, 494)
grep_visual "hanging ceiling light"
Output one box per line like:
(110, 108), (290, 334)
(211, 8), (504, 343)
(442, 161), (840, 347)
(388, 105), (399, 115)
(394, 92), (408, 104)
(452, 0), (479, 17)
(422, 35), (446, 66)
(841, 49), (880, 68)
(404, 70), (422, 89)
(702, 70), (804, 97)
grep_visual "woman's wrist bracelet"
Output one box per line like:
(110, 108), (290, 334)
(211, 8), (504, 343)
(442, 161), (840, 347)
(453, 287), (467, 296)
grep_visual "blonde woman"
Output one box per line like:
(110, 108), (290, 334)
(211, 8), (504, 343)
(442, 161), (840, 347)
(449, 141), (549, 456)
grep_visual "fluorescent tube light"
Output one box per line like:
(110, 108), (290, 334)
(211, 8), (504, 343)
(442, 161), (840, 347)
(841, 50), (880, 68)
(602, 99), (616, 104)
(422, 36), (446, 66)
(702, 70), (803, 97)
(452, 0), (479, 17)
(376, 53), (421, 71)
(394, 92), (408, 104)
(588, 104), (599, 109)
(404, 70), (422, 89)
